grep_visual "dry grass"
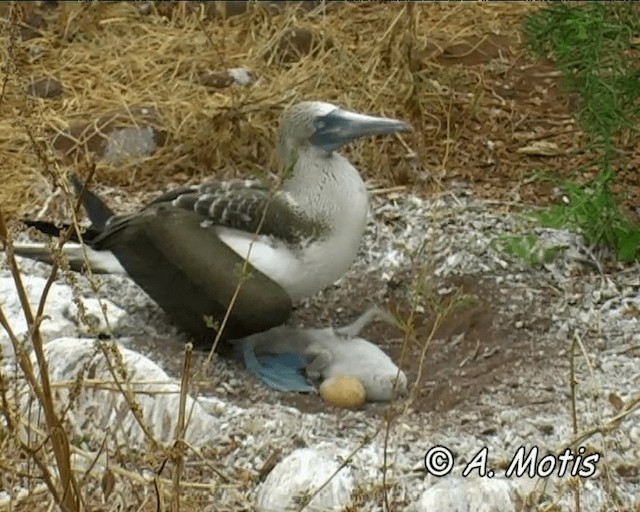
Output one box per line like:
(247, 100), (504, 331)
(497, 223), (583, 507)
(0, 1), (540, 219)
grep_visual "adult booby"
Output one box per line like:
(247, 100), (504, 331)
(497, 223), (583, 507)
(12, 101), (411, 390)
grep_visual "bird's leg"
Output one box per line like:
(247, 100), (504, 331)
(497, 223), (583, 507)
(304, 346), (333, 382)
(239, 338), (262, 373)
(334, 305), (397, 338)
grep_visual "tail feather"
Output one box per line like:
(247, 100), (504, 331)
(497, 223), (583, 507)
(5, 243), (56, 266)
(21, 219), (101, 243)
(70, 175), (115, 229)
(13, 174), (116, 271)
(21, 173), (115, 241)
(8, 177), (124, 275)
(10, 242), (127, 275)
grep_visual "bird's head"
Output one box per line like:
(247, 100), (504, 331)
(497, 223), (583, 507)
(277, 100), (411, 169)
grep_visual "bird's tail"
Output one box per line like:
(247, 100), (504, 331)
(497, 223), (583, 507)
(22, 220), (79, 240)
(8, 241), (126, 274)
(5, 174), (126, 274)
(6, 241), (67, 267)
(69, 175), (115, 229)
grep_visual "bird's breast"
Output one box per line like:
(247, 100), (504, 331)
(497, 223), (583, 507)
(215, 200), (367, 302)
(216, 155), (370, 301)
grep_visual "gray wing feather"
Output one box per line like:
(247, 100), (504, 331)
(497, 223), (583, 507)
(172, 180), (328, 245)
(29, 178), (299, 343)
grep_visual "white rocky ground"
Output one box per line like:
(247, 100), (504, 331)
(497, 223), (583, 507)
(0, 189), (638, 511)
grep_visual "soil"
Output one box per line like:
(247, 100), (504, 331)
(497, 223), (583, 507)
(405, 32), (639, 221)
(280, 273), (548, 415)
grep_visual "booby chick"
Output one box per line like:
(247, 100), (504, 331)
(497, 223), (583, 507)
(238, 306), (409, 401)
(13, 101), (410, 391)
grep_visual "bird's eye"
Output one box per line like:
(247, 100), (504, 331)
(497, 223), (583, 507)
(314, 119), (326, 130)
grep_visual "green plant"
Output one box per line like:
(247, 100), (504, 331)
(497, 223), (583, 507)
(491, 233), (566, 267)
(535, 170), (640, 263)
(524, 3), (640, 148)
(517, 3), (640, 263)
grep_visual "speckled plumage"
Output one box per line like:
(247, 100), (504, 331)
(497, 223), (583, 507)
(169, 180), (330, 247)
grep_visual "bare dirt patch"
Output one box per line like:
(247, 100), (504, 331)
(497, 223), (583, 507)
(412, 29), (639, 219)
(222, 271), (555, 417)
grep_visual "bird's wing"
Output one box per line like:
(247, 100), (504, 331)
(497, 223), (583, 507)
(84, 179), (327, 250)
(70, 175), (116, 229)
(83, 181), (316, 343)
(90, 201), (293, 343)
(18, 179), (314, 343)
(164, 180), (329, 245)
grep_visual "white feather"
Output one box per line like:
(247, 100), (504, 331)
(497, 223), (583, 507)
(11, 243), (127, 275)
(215, 149), (369, 301)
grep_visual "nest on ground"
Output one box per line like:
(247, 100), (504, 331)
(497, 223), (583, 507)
(0, 1), (540, 221)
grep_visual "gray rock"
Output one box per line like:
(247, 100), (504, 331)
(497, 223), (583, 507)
(16, 337), (219, 450)
(256, 447), (355, 511)
(26, 77), (63, 98)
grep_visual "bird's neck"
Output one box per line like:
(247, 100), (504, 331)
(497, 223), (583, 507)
(282, 147), (366, 220)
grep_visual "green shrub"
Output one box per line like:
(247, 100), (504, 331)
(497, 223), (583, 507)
(510, 3), (640, 263)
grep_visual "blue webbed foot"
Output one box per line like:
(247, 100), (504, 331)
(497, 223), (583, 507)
(239, 339), (316, 393)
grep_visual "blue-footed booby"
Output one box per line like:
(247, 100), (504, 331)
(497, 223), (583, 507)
(13, 101), (411, 391)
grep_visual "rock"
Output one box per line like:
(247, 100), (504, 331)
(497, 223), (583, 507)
(0, 275), (125, 356)
(227, 67), (254, 86)
(101, 125), (159, 164)
(40, 1), (58, 12)
(196, 70), (234, 89)
(137, 2), (153, 16)
(19, 11), (46, 41)
(279, 28), (315, 61)
(51, 106), (167, 165)
(222, 1), (249, 17)
(196, 67), (255, 89)
(406, 477), (521, 512)
(295, 1), (324, 13)
(0, 275), (72, 355)
(16, 337), (219, 449)
(256, 448), (355, 511)
(26, 77), (64, 99)
(319, 375), (366, 409)
(63, 297), (127, 336)
(274, 27), (332, 64)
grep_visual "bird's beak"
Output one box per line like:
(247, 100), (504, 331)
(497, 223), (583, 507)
(309, 107), (412, 154)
